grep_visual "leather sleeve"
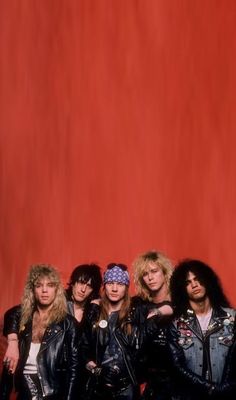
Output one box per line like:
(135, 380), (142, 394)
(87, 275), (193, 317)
(218, 333), (236, 398)
(64, 315), (81, 400)
(84, 303), (100, 324)
(0, 367), (14, 400)
(3, 305), (21, 336)
(78, 303), (100, 368)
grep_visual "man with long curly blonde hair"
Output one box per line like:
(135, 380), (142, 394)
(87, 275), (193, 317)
(3, 263), (102, 374)
(0, 264), (80, 400)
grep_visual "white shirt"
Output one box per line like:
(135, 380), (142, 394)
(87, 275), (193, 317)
(196, 308), (212, 334)
(23, 342), (40, 374)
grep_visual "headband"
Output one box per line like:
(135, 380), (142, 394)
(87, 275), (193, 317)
(103, 265), (130, 286)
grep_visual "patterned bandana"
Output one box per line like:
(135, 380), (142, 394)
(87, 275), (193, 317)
(103, 265), (130, 286)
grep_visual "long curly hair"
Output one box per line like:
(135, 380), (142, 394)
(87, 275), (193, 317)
(20, 264), (67, 331)
(170, 259), (231, 317)
(133, 250), (173, 301)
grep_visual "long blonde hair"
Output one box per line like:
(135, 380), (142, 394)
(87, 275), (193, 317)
(133, 250), (173, 301)
(20, 264), (67, 332)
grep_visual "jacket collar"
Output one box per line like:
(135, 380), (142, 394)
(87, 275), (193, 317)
(40, 322), (64, 351)
(20, 318), (64, 350)
(178, 307), (234, 339)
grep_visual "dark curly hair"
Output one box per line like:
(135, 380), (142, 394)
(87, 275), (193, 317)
(170, 259), (230, 317)
(66, 264), (102, 302)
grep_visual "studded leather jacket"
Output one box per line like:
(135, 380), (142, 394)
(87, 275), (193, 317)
(168, 307), (236, 399)
(0, 305), (80, 400)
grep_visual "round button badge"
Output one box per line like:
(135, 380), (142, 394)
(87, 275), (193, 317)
(99, 319), (108, 329)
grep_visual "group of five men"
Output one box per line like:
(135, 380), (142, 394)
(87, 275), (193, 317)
(0, 251), (235, 400)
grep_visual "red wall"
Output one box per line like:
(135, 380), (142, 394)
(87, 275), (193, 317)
(1, 0), (236, 317)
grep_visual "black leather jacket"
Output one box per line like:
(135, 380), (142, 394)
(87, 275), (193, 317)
(79, 301), (168, 397)
(80, 303), (140, 387)
(0, 305), (80, 400)
(131, 297), (174, 400)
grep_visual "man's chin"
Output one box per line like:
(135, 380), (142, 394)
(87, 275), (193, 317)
(149, 286), (159, 292)
(38, 302), (54, 308)
(191, 294), (206, 302)
(109, 297), (123, 304)
(74, 297), (85, 303)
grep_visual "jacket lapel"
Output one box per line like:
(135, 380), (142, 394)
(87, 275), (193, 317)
(179, 309), (203, 340)
(205, 308), (231, 338)
(39, 323), (63, 352)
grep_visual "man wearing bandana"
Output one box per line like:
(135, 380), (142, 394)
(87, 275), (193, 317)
(80, 263), (145, 400)
(168, 259), (236, 400)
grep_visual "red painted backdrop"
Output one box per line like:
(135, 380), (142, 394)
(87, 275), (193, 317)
(1, 0), (236, 322)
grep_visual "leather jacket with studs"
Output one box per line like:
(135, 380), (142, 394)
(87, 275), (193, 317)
(168, 307), (236, 399)
(0, 305), (80, 400)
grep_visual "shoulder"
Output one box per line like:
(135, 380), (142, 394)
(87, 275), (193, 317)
(220, 307), (236, 327)
(130, 296), (148, 312)
(83, 302), (100, 324)
(4, 304), (21, 318)
(222, 307), (236, 316)
(4, 304), (22, 325)
(3, 304), (22, 336)
(66, 300), (74, 316)
(131, 296), (146, 306)
(129, 296), (149, 322)
(218, 307), (236, 321)
(60, 313), (80, 331)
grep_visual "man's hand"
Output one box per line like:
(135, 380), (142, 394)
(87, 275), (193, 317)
(86, 360), (98, 372)
(3, 334), (19, 374)
(158, 304), (173, 316)
(147, 304), (173, 319)
(90, 299), (101, 306)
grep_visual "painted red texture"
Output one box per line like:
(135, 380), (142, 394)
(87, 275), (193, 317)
(1, 0), (236, 321)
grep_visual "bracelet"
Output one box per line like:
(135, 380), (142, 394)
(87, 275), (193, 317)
(7, 338), (19, 342)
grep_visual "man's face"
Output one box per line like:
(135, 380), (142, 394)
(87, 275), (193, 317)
(72, 279), (93, 304)
(105, 282), (127, 303)
(142, 262), (166, 293)
(34, 277), (57, 307)
(185, 271), (207, 302)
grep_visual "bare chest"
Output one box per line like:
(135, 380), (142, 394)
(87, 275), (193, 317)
(32, 312), (47, 343)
